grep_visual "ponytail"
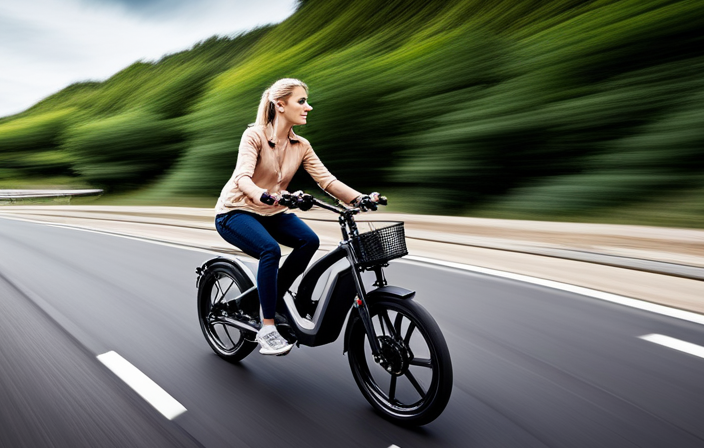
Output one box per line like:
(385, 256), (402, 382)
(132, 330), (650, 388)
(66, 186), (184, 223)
(255, 88), (276, 126)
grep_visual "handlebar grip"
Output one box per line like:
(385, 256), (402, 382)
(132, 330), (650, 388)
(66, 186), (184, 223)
(262, 191), (313, 210)
(260, 192), (275, 205)
(298, 193), (314, 211)
(279, 193), (297, 208)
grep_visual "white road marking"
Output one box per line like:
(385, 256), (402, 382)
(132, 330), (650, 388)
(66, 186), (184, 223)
(401, 255), (704, 326)
(639, 334), (704, 359)
(0, 215), (220, 255)
(97, 351), (186, 420)
(45, 223), (220, 255)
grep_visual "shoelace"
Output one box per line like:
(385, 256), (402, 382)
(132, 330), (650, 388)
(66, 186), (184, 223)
(261, 332), (287, 348)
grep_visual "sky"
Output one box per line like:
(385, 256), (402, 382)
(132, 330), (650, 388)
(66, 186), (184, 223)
(0, 0), (297, 118)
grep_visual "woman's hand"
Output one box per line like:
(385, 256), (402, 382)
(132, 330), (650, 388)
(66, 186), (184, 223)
(259, 190), (289, 206)
(257, 190), (274, 206)
(351, 192), (384, 211)
(271, 190), (289, 206)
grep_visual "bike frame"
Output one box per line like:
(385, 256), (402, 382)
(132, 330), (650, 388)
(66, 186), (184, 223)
(212, 197), (415, 358)
(278, 198), (407, 356)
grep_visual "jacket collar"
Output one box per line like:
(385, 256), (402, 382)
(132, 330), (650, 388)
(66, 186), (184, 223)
(266, 123), (300, 148)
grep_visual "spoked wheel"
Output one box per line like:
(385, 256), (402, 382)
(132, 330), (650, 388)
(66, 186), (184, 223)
(347, 297), (453, 426)
(197, 261), (257, 362)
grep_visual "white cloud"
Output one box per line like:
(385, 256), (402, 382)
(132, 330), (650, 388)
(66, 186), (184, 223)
(0, 0), (297, 118)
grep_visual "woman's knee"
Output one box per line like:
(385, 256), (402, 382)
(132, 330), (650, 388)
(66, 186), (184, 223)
(260, 241), (281, 260)
(301, 232), (319, 252)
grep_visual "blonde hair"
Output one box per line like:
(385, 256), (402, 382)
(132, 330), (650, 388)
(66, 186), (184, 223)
(255, 78), (309, 126)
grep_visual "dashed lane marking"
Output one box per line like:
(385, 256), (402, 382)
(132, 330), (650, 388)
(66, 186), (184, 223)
(97, 351), (186, 420)
(639, 334), (704, 359)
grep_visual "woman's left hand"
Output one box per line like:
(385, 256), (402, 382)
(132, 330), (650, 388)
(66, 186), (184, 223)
(352, 192), (383, 211)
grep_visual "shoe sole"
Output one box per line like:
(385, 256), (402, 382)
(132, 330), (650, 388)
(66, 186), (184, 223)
(258, 345), (293, 356)
(256, 338), (293, 356)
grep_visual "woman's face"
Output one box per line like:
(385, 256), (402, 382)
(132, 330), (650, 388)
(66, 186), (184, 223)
(280, 86), (312, 126)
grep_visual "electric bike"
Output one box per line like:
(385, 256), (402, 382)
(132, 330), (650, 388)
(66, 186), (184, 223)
(195, 192), (453, 426)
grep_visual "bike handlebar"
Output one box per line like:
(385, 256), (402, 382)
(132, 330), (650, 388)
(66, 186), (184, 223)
(260, 191), (387, 214)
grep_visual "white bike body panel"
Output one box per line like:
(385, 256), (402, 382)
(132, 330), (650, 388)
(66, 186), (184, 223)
(281, 257), (351, 333)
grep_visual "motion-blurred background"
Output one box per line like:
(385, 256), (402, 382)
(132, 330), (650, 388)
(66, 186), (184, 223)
(1, 0), (703, 225)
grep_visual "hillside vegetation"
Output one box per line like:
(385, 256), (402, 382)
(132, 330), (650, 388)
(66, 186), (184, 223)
(1, 0), (703, 227)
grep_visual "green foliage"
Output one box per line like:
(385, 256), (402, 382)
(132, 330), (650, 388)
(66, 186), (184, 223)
(0, 109), (73, 151)
(62, 110), (185, 191)
(0, 109), (75, 176)
(2, 0), (704, 226)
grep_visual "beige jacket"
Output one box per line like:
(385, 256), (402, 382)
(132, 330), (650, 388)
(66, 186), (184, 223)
(215, 124), (360, 216)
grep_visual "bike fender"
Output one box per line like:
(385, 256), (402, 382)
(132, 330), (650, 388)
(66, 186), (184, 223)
(195, 256), (256, 288)
(367, 286), (416, 301)
(343, 285), (416, 353)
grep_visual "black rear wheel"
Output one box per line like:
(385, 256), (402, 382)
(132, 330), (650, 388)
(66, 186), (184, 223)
(197, 261), (257, 362)
(347, 297), (453, 426)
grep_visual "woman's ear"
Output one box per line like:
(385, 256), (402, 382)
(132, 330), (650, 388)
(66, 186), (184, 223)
(277, 101), (285, 112)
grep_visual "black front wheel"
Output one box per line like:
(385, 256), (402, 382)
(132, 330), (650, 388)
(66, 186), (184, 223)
(347, 297), (453, 426)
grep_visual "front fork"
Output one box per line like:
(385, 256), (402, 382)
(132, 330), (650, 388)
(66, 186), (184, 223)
(342, 216), (388, 361)
(350, 263), (383, 358)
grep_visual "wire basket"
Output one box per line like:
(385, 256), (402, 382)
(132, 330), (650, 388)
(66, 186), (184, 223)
(351, 222), (408, 268)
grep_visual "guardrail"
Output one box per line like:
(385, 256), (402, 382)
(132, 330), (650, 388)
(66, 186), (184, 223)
(0, 189), (103, 205)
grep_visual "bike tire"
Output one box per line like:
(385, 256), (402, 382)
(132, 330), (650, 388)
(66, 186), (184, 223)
(197, 261), (257, 362)
(347, 296), (453, 426)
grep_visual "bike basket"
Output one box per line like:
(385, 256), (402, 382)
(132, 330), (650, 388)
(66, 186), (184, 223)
(351, 222), (408, 268)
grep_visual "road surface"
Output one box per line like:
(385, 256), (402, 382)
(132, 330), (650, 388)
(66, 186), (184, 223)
(1, 217), (703, 447)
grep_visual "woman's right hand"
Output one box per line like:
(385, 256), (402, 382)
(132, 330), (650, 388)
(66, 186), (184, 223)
(258, 191), (275, 206)
(259, 191), (291, 206)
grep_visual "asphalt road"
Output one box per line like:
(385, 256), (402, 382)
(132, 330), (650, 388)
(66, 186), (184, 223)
(1, 217), (704, 448)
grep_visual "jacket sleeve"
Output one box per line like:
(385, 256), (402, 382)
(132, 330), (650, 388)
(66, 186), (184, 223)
(233, 128), (266, 201)
(302, 144), (360, 204)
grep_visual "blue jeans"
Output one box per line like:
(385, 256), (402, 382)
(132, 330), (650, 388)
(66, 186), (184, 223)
(215, 211), (319, 319)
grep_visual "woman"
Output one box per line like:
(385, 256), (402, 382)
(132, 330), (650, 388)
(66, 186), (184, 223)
(214, 78), (377, 356)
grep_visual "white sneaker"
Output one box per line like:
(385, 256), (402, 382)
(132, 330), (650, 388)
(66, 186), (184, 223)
(256, 326), (293, 356)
